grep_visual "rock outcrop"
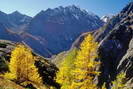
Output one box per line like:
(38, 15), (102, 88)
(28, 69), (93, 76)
(95, 2), (133, 87)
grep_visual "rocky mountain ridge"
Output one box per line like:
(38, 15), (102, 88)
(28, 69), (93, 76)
(0, 5), (104, 57)
(0, 11), (32, 31)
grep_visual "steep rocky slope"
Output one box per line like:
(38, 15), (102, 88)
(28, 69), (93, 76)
(24, 5), (103, 57)
(0, 24), (21, 42)
(94, 2), (133, 87)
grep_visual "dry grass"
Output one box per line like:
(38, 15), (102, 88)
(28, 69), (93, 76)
(0, 78), (24, 89)
(0, 77), (49, 89)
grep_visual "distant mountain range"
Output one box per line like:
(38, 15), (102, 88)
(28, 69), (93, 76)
(0, 5), (104, 57)
(0, 11), (32, 32)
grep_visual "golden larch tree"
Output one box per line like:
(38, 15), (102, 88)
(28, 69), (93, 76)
(4, 45), (43, 85)
(102, 83), (106, 89)
(56, 48), (77, 89)
(70, 34), (99, 89)
(112, 72), (127, 89)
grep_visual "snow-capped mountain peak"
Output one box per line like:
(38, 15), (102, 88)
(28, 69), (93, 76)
(101, 14), (114, 23)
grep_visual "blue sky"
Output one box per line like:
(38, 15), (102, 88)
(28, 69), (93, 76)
(0, 0), (131, 17)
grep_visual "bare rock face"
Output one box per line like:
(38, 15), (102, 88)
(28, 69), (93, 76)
(117, 38), (133, 84)
(95, 2), (133, 87)
(25, 5), (103, 57)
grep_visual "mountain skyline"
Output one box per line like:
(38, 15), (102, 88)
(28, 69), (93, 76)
(0, 5), (104, 57)
(0, 0), (131, 17)
(0, 1), (132, 89)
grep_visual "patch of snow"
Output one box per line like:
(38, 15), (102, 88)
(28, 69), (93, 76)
(101, 14), (114, 23)
(73, 14), (79, 20)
